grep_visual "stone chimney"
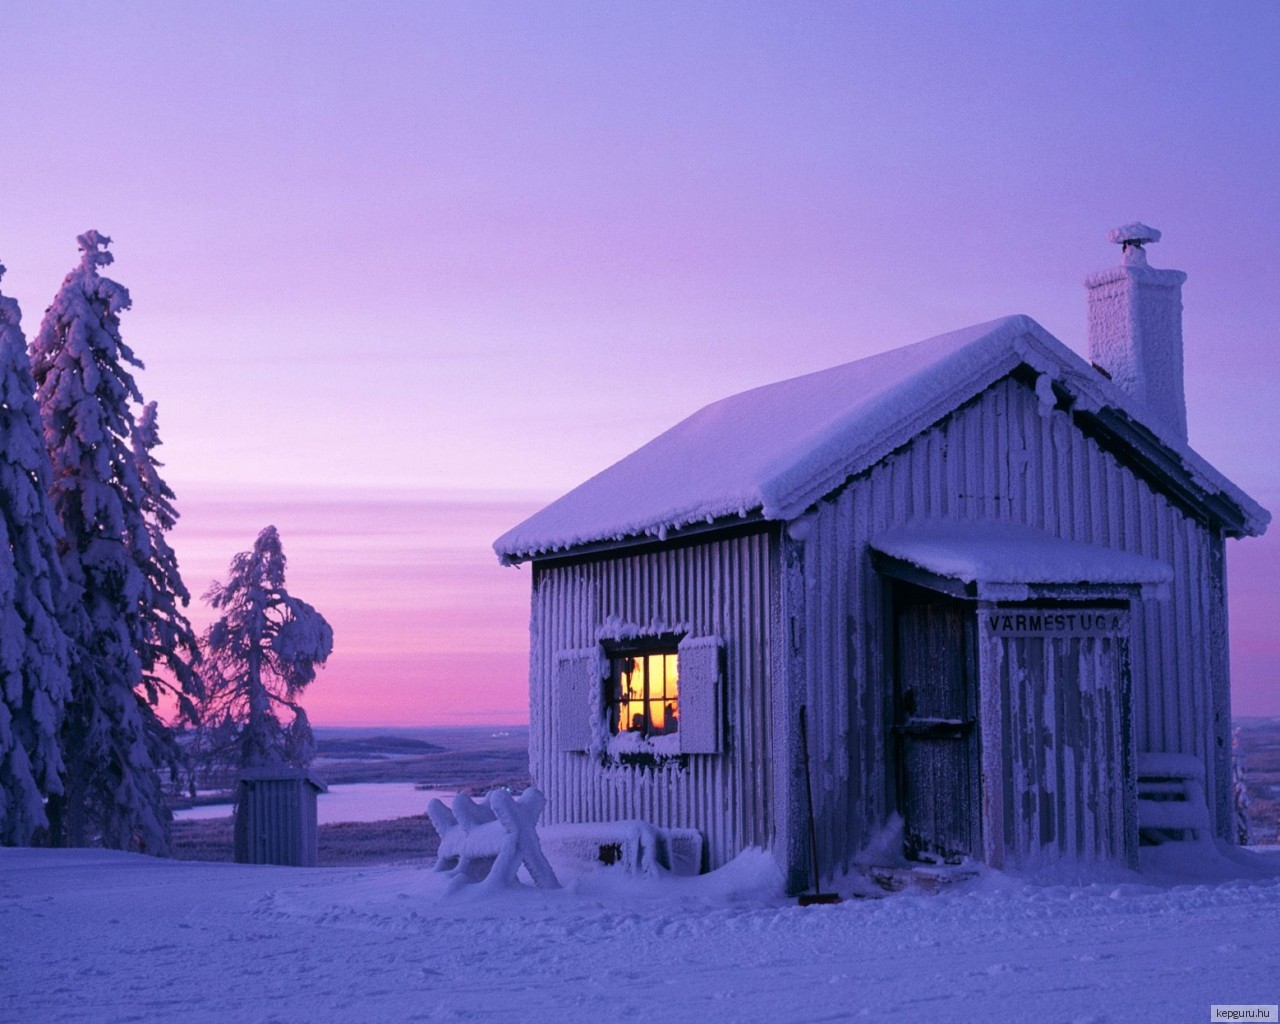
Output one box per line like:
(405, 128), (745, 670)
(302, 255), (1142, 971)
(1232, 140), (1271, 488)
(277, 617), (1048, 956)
(1084, 223), (1189, 443)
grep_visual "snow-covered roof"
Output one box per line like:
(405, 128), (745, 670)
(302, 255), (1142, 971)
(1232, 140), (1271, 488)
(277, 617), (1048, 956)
(495, 315), (1269, 562)
(238, 766), (328, 791)
(871, 523), (1173, 596)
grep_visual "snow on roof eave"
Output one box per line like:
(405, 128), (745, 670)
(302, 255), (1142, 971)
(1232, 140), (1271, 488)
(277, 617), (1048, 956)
(872, 523), (1174, 602)
(1035, 361), (1270, 539)
(497, 507), (770, 566)
(1026, 342), (1269, 539)
(1078, 403), (1270, 540)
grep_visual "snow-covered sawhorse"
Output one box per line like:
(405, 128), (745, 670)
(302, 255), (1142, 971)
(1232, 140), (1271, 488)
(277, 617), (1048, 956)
(427, 787), (561, 889)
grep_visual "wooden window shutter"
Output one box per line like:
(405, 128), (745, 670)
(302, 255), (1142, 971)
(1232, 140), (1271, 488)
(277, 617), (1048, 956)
(677, 636), (723, 754)
(553, 647), (602, 753)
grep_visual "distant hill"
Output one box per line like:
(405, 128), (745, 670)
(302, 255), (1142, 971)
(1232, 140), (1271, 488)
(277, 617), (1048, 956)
(305, 727), (531, 788)
(316, 735), (445, 759)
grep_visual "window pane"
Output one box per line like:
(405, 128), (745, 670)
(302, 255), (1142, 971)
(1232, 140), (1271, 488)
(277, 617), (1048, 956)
(664, 653), (679, 701)
(608, 647), (680, 738)
(626, 658), (645, 702)
(617, 656), (644, 733)
(651, 699), (679, 735)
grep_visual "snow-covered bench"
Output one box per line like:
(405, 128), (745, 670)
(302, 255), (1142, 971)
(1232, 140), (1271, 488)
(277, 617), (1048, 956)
(539, 820), (704, 876)
(427, 788), (560, 889)
(428, 792), (704, 879)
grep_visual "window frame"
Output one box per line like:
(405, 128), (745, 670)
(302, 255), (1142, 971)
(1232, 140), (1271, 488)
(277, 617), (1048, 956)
(603, 633), (685, 742)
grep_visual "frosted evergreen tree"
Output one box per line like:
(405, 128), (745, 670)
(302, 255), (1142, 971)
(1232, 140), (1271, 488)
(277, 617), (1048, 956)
(31, 231), (192, 852)
(0, 258), (71, 845)
(200, 526), (333, 769)
(131, 401), (202, 715)
(130, 400), (203, 806)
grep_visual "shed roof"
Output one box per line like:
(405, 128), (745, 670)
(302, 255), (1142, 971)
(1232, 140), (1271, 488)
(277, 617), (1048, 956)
(495, 315), (1269, 562)
(238, 766), (328, 792)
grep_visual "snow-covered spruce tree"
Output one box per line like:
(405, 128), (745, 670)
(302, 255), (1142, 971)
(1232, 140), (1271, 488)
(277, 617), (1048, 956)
(31, 231), (197, 853)
(200, 526), (333, 770)
(0, 258), (71, 846)
(130, 399), (203, 806)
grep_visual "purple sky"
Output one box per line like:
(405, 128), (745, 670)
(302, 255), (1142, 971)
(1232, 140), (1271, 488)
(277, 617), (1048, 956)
(1, 3), (1277, 722)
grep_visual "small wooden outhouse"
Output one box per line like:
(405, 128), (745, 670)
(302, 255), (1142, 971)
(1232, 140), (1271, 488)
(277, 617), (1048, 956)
(495, 225), (1269, 890)
(234, 766), (327, 867)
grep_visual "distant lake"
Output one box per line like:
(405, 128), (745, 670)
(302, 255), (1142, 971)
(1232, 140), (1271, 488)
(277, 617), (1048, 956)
(174, 782), (456, 825)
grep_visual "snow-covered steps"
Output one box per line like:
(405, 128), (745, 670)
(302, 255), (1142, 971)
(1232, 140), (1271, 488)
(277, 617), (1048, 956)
(1137, 753), (1212, 845)
(862, 862), (980, 896)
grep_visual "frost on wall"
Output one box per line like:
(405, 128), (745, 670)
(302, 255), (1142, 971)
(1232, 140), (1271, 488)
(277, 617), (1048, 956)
(0, 259), (71, 846)
(677, 636), (723, 755)
(553, 648), (603, 753)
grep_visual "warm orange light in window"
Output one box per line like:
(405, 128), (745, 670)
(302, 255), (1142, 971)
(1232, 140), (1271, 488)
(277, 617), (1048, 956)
(615, 651), (679, 737)
(649, 654), (679, 733)
(624, 658), (645, 702)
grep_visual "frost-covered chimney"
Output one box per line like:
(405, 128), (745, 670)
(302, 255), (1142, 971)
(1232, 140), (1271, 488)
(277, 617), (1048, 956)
(1084, 222), (1189, 442)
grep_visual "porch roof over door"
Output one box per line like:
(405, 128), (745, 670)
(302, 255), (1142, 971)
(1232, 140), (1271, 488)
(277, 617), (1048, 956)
(870, 522), (1173, 602)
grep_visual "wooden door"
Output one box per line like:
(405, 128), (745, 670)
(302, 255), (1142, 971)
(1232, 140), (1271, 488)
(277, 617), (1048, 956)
(894, 595), (977, 861)
(983, 612), (1135, 867)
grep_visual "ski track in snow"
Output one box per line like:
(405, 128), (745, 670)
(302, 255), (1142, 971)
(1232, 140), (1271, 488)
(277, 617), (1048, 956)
(2, 847), (1279, 1024)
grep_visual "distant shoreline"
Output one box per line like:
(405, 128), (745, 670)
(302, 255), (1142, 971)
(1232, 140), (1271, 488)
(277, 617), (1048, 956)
(173, 813), (441, 866)
(170, 727), (530, 864)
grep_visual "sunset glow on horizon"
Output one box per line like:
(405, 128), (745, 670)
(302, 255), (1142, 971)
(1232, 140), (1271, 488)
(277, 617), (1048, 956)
(3, 3), (1278, 725)
(166, 487), (546, 726)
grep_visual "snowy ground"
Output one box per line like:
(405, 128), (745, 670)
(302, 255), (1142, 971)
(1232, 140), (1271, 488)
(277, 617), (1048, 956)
(3, 844), (1279, 1024)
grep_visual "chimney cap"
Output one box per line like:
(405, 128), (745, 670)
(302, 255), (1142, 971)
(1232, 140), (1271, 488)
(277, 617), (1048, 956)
(1108, 221), (1162, 247)
(1107, 222), (1161, 267)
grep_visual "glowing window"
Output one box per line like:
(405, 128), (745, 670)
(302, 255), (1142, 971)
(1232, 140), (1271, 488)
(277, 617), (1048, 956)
(608, 647), (679, 738)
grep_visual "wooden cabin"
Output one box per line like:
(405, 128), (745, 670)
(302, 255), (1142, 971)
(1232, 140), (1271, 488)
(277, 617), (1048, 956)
(494, 225), (1269, 891)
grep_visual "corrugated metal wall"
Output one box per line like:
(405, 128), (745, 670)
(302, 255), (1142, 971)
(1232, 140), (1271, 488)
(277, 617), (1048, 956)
(796, 375), (1227, 878)
(530, 530), (777, 870)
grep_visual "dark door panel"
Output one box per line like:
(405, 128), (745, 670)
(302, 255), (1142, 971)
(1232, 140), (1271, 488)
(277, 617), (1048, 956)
(895, 595), (977, 861)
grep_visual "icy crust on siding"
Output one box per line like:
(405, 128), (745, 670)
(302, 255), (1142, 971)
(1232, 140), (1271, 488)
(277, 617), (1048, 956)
(495, 315), (1267, 562)
(873, 523), (1174, 586)
(676, 636), (723, 755)
(553, 648), (604, 753)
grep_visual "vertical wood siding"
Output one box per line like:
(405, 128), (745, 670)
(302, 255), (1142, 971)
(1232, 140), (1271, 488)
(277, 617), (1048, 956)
(234, 777), (320, 867)
(796, 376), (1226, 878)
(980, 630), (1135, 868)
(529, 530), (777, 870)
